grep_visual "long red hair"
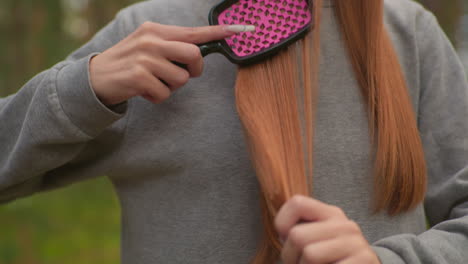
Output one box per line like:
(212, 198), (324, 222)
(235, 0), (427, 262)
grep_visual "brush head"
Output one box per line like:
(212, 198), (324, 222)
(208, 0), (313, 65)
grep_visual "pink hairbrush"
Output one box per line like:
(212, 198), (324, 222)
(200, 0), (313, 65)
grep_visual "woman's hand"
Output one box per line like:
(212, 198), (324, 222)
(89, 23), (238, 105)
(275, 195), (381, 264)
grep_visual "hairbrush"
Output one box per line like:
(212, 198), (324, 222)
(200, 0), (313, 65)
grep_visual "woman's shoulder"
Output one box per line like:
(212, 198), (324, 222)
(382, 0), (443, 69)
(103, 0), (218, 41)
(115, 0), (216, 32)
(383, 0), (436, 35)
(382, 0), (448, 108)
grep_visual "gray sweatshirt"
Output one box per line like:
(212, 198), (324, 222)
(1, 0), (468, 263)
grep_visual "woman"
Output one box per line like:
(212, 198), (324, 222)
(1, 0), (467, 263)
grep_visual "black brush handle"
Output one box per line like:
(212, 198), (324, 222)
(198, 41), (223, 57)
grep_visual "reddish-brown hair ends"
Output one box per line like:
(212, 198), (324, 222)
(235, 0), (427, 263)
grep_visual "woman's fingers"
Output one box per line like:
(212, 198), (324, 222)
(275, 196), (380, 264)
(138, 22), (238, 44)
(156, 41), (204, 77)
(132, 37), (203, 78)
(133, 69), (171, 104)
(135, 56), (190, 90)
(334, 251), (381, 264)
(281, 220), (363, 264)
(275, 195), (346, 239)
(298, 236), (366, 264)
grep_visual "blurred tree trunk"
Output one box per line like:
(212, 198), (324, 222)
(0, 0), (63, 97)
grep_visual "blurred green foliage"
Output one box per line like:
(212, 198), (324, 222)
(0, 179), (120, 264)
(0, 0), (466, 264)
(0, 0), (140, 263)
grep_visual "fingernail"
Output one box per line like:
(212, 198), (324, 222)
(224, 25), (256, 33)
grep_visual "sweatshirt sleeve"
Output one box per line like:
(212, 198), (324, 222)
(0, 9), (134, 203)
(372, 10), (468, 264)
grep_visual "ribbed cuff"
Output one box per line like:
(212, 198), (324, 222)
(372, 246), (406, 264)
(55, 54), (127, 137)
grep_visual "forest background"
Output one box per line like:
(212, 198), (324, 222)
(0, 0), (467, 263)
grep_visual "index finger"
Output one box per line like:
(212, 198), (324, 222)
(153, 24), (254, 44)
(274, 195), (346, 238)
